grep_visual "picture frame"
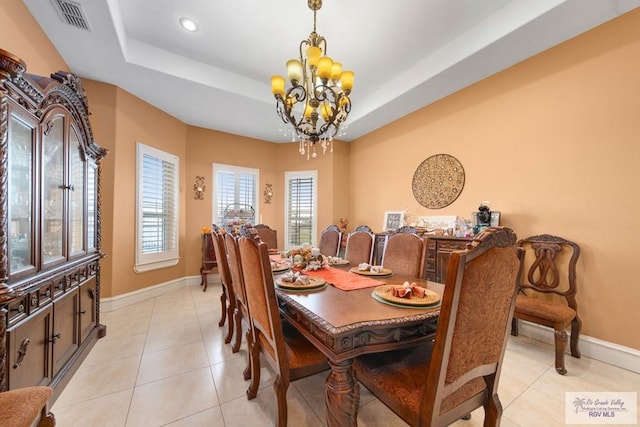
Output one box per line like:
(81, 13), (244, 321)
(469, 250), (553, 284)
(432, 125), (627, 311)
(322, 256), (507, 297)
(490, 211), (501, 227)
(383, 211), (405, 232)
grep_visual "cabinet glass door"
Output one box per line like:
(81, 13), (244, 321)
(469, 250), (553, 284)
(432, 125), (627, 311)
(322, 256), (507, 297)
(8, 114), (35, 274)
(87, 162), (97, 251)
(69, 128), (85, 256)
(42, 115), (65, 265)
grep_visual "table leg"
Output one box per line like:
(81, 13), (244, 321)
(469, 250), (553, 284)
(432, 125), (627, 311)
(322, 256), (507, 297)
(325, 359), (360, 427)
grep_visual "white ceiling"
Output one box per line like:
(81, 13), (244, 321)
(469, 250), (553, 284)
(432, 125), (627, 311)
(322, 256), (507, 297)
(23, 0), (640, 143)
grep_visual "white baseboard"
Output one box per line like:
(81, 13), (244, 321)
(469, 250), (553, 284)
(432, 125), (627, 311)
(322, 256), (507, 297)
(100, 273), (219, 312)
(517, 320), (640, 374)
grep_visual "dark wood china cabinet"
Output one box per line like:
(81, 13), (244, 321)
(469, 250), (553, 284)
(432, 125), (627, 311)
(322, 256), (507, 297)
(0, 49), (107, 401)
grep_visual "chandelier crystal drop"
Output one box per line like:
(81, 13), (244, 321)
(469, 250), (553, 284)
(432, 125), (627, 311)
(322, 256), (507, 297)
(271, 0), (354, 159)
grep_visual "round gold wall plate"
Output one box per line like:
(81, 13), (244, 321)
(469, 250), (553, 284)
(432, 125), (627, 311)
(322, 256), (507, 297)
(412, 154), (465, 209)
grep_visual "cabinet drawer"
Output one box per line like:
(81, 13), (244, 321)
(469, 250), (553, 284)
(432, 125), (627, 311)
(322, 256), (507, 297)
(425, 259), (436, 272)
(438, 241), (468, 251)
(7, 296), (28, 326)
(29, 284), (53, 313)
(51, 276), (66, 298)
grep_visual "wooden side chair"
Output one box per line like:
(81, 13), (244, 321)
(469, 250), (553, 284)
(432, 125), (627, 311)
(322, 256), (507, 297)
(200, 231), (216, 292)
(254, 223), (278, 250)
(344, 228), (374, 265)
(381, 227), (427, 277)
(354, 227), (521, 426)
(0, 386), (55, 426)
(237, 225), (329, 426)
(510, 234), (581, 375)
(224, 229), (253, 379)
(211, 225), (236, 345)
(318, 224), (342, 257)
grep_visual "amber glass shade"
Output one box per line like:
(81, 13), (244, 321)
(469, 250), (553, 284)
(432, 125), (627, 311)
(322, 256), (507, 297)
(271, 76), (285, 95)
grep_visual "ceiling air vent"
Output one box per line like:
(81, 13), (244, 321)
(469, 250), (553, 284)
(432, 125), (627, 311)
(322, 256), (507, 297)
(52, 0), (91, 31)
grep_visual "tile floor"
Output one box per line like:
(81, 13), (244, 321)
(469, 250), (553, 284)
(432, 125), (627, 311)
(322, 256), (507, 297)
(51, 283), (640, 426)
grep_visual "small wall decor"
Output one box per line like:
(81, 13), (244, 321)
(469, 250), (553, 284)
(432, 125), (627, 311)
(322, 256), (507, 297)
(383, 211), (405, 232)
(412, 154), (465, 209)
(194, 176), (206, 200)
(264, 183), (273, 204)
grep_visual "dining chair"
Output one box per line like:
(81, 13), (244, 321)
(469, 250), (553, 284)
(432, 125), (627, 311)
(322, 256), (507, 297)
(381, 227), (427, 277)
(344, 228), (375, 265)
(224, 228), (253, 379)
(353, 227), (521, 427)
(211, 225), (236, 345)
(237, 225), (329, 426)
(254, 223), (278, 250)
(200, 230), (216, 292)
(510, 234), (581, 375)
(319, 224), (342, 257)
(0, 385), (55, 426)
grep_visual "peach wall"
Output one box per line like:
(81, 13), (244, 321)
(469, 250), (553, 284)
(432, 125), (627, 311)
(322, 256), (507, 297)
(184, 126), (280, 277)
(275, 140), (351, 238)
(184, 132), (349, 271)
(81, 83), (188, 297)
(349, 9), (640, 349)
(0, 0), (68, 74)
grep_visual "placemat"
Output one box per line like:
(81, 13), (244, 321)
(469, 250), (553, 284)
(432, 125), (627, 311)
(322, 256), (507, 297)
(372, 284), (440, 307)
(275, 276), (326, 290)
(269, 254), (285, 263)
(305, 267), (385, 291)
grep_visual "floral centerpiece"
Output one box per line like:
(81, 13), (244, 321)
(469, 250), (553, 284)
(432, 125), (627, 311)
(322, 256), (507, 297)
(281, 246), (328, 271)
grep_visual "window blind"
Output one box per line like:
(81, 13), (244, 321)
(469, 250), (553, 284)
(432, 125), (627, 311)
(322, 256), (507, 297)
(287, 176), (314, 246)
(213, 164), (257, 225)
(142, 153), (177, 254)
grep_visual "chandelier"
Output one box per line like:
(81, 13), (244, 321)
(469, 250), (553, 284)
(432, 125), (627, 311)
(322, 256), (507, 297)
(270, 0), (354, 159)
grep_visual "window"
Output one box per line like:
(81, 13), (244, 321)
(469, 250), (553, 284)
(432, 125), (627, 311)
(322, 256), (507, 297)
(284, 171), (317, 249)
(213, 164), (258, 226)
(135, 143), (179, 272)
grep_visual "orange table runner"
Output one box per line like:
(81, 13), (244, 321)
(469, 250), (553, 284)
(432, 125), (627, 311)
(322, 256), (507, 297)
(305, 267), (385, 291)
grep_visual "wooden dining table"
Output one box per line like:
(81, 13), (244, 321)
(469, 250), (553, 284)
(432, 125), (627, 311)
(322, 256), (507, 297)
(275, 268), (444, 427)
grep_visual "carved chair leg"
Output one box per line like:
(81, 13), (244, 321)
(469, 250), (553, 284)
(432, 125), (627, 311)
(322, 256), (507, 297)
(224, 299), (236, 344)
(274, 375), (289, 427)
(483, 393), (503, 427)
(246, 337), (261, 400)
(510, 317), (519, 336)
(232, 309), (242, 353)
(570, 316), (582, 358)
(218, 288), (227, 327)
(243, 326), (253, 381)
(37, 408), (56, 427)
(553, 323), (568, 375)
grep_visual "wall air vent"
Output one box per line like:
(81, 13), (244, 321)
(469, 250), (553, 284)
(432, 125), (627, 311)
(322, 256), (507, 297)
(52, 0), (91, 31)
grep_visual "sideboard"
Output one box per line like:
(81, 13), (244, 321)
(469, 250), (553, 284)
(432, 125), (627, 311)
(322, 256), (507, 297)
(425, 236), (473, 283)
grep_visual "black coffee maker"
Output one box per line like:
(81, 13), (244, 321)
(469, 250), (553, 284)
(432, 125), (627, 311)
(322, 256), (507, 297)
(477, 203), (491, 227)
(472, 201), (492, 234)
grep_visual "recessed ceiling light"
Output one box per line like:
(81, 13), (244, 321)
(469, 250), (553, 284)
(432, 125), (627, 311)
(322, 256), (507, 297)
(179, 17), (198, 32)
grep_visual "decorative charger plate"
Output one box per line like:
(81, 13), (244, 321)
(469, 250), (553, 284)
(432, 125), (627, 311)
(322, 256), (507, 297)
(349, 267), (393, 276)
(412, 154), (465, 209)
(271, 263), (290, 273)
(275, 276), (326, 290)
(372, 285), (441, 308)
(329, 259), (350, 267)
